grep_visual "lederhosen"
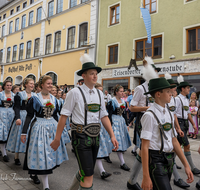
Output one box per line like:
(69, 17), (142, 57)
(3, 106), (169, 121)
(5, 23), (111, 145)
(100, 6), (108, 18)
(147, 109), (176, 190)
(71, 87), (101, 181)
(177, 97), (190, 146)
(133, 85), (154, 147)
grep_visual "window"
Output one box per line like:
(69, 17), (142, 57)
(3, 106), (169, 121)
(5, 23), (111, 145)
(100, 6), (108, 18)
(26, 41), (32, 59)
(48, 1), (54, 17)
(5, 77), (13, 82)
(9, 21), (13, 34)
(46, 34), (52, 54)
(54, 31), (61, 52)
(22, 15), (26, 28)
(2, 25), (5, 37)
(135, 36), (162, 60)
(0, 49), (3, 63)
(29, 11), (34, 25)
(81, 0), (89, 3)
(7, 47), (11, 63)
(12, 45), (17, 62)
(0, 16), (1, 21)
(3, 14), (6, 19)
(70, 0), (77, 8)
(144, 0), (157, 14)
(27, 74), (36, 82)
(108, 44), (118, 64)
(79, 23), (88, 47)
(19, 43), (24, 60)
(57, 0), (63, 13)
(15, 18), (19, 31)
(30, 0), (34, 4)
(10, 9), (14, 15)
(67, 27), (75, 49)
(23, 2), (27, 8)
(46, 72), (57, 85)
(16, 6), (20, 12)
(34, 38), (40, 57)
(187, 27), (200, 53)
(110, 4), (120, 25)
(37, 7), (42, 22)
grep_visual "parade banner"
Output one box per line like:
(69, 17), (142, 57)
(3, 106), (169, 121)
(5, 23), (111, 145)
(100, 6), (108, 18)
(112, 62), (185, 78)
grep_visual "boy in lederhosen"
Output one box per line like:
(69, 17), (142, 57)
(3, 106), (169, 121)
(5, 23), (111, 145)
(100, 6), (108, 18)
(127, 57), (160, 190)
(140, 77), (194, 190)
(165, 72), (190, 189)
(175, 75), (200, 175)
(51, 54), (118, 190)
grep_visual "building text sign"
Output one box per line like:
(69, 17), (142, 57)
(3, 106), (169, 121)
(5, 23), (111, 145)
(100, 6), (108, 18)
(8, 64), (32, 73)
(112, 62), (184, 78)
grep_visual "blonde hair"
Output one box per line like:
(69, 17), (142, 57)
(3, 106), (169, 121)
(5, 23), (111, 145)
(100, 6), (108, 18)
(38, 75), (52, 89)
(190, 92), (197, 100)
(22, 78), (34, 88)
(95, 83), (103, 88)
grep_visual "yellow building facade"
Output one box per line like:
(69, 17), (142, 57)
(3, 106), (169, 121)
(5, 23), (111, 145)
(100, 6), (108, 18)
(0, 0), (98, 86)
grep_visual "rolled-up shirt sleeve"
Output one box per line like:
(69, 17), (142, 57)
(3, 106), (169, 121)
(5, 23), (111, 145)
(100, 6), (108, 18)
(130, 87), (142, 106)
(60, 90), (76, 116)
(100, 91), (108, 119)
(140, 112), (154, 141)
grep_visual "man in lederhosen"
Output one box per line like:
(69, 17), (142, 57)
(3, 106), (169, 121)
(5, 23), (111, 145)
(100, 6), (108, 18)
(51, 54), (118, 190)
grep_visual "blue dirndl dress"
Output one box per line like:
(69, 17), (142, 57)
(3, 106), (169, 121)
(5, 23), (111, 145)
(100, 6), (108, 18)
(22, 93), (70, 175)
(6, 91), (37, 153)
(107, 97), (132, 152)
(97, 122), (113, 158)
(0, 91), (15, 143)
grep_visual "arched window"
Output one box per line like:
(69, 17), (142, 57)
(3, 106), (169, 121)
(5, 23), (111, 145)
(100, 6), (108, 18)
(79, 23), (88, 47)
(46, 72), (57, 85)
(5, 77), (13, 83)
(15, 75), (23, 85)
(26, 74), (36, 82)
(54, 31), (61, 52)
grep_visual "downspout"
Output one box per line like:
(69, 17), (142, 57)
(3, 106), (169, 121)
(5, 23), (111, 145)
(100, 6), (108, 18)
(94, 0), (99, 65)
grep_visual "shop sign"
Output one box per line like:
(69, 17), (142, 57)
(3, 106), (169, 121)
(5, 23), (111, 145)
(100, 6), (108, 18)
(112, 62), (184, 78)
(8, 64), (32, 73)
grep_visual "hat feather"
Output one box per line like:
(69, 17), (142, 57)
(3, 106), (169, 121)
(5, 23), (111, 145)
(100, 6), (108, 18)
(80, 54), (93, 65)
(177, 75), (184, 84)
(142, 56), (159, 82)
(165, 72), (172, 80)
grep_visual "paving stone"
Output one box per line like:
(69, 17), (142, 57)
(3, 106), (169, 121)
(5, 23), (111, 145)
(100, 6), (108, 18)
(0, 183), (11, 190)
(23, 184), (40, 189)
(10, 183), (24, 190)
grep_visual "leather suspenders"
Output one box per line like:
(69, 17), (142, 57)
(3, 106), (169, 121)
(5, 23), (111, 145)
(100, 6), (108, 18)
(178, 96), (185, 119)
(78, 87), (101, 126)
(142, 85), (148, 107)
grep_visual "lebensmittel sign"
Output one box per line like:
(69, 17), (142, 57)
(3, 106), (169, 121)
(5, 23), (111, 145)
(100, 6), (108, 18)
(112, 62), (184, 78)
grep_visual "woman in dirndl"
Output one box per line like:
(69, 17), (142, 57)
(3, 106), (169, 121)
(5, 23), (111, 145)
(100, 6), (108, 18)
(21, 75), (70, 190)
(107, 84), (132, 171)
(0, 80), (15, 162)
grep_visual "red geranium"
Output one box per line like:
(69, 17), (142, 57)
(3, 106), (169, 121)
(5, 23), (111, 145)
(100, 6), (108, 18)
(120, 105), (125, 109)
(45, 101), (54, 109)
(7, 98), (12, 101)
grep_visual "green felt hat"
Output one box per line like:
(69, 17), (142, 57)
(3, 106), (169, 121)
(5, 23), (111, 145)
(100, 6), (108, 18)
(144, 77), (176, 95)
(167, 79), (177, 85)
(77, 54), (102, 76)
(177, 82), (193, 89)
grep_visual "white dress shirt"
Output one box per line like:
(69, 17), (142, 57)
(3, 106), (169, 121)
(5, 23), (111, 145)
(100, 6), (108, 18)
(175, 94), (190, 119)
(104, 94), (112, 103)
(141, 103), (177, 152)
(61, 84), (108, 125)
(130, 81), (153, 112)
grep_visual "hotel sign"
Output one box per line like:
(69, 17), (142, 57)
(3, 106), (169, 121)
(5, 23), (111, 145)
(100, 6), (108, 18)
(112, 62), (184, 78)
(8, 64), (33, 73)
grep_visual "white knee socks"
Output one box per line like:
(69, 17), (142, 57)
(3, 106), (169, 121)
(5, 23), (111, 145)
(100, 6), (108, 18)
(0, 144), (7, 156)
(96, 159), (105, 174)
(41, 175), (49, 190)
(117, 152), (125, 165)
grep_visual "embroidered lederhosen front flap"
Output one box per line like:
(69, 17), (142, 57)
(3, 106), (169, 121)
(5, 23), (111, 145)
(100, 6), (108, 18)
(162, 123), (172, 131)
(86, 104), (101, 113)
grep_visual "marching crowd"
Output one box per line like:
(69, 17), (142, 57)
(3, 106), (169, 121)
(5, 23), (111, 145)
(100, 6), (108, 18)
(0, 54), (200, 190)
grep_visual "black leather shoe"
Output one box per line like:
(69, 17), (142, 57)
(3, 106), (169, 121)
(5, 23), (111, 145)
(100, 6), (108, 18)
(71, 148), (75, 153)
(30, 175), (40, 184)
(0, 151), (2, 156)
(192, 168), (200, 175)
(100, 171), (112, 179)
(44, 189), (50, 190)
(120, 163), (130, 171)
(174, 179), (190, 188)
(127, 182), (142, 190)
(104, 156), (112, 163)
(14, 158), (21, 166)
(131, 150), (137, 156)
(3, 155), (9, 162)
(176, 164), (182, 169)
(196, 182), (200, 190)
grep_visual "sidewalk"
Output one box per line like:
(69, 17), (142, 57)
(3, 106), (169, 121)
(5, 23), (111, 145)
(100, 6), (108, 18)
(0, 161), (39, 190)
